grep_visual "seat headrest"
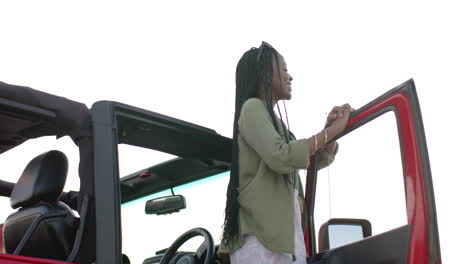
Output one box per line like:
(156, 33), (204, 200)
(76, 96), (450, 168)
(10, 150), (68, 209)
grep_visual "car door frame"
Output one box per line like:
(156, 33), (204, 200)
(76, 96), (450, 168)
(304, 79), (441, 264)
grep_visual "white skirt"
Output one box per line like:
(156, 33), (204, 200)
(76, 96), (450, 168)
(230, 190), (308, 264)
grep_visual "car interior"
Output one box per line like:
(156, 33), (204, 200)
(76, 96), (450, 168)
(120, 156), (231, 264)
(2, 150), (79, 262)
(1, 152), (231, 264)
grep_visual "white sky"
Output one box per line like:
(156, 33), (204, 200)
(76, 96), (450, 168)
(1, 1), (467, 262)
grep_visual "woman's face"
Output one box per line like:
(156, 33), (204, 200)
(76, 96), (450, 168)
(271, 54), (293, 101)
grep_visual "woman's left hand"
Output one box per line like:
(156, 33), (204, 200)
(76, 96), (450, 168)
(325, 104), (353, 128)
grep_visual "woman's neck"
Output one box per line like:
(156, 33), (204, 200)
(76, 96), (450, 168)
(257, 95), (278, 108)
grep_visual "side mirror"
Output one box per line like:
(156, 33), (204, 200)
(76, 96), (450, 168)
(318, 218), (372, 252)
(145, 195), (186, 215)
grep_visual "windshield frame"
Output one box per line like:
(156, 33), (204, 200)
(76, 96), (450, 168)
(92, 100), (232, 264)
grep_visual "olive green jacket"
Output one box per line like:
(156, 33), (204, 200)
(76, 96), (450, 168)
(219, 98), (337, 257)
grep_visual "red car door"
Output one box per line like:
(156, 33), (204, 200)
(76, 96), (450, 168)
(304, 79), (441, 264)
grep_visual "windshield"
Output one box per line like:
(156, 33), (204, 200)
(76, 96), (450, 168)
(119, 145), (229, 264)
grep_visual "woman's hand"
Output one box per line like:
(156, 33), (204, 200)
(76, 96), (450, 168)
(326, 104), (353, 138)
(308, 104), (353, 155)
(325, 104), (353, 128)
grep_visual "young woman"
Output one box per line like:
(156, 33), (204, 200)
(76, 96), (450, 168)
(219, 42), (352, 264)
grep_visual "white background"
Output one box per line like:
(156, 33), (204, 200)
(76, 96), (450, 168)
(1, 1), (467, 262)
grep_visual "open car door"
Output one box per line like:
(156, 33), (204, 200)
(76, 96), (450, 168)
(305, 79), (441, 264)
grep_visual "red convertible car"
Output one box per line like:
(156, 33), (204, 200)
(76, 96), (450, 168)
(0, 79), (441, 264)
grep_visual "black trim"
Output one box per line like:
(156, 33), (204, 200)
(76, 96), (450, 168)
(113, 103), (217, 135)
(112, 102), (231, 164)
(92, 102), (122, 264)
(307, 154), (320, 256)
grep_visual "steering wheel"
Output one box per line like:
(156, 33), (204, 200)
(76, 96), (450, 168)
(159, 227), (214, 264)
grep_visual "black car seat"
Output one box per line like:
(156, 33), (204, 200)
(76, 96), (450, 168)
(2, 150), (79, 261)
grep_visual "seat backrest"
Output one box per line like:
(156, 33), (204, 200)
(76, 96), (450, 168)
(2, 150), (78, 261)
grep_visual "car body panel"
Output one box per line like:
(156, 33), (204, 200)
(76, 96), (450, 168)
(0, 253), (74, 264)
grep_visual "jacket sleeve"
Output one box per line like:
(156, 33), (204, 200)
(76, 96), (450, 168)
(238, 99), (310, 174)
(317, 142), (339, 170)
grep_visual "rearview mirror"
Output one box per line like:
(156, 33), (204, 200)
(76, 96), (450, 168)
(145, 195), (186, 215)
(318, 218), (372, 252)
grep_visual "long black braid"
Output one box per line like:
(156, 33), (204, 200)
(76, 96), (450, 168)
(221, 43), (291, 246)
